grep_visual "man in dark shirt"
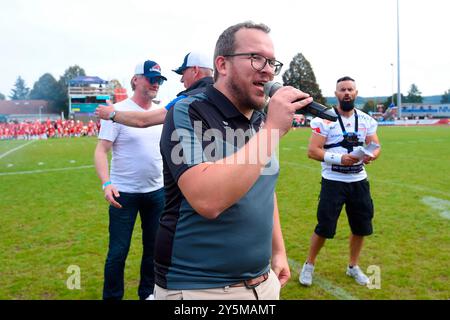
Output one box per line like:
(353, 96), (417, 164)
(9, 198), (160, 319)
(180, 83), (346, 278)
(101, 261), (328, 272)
(154, 21), (313, 300)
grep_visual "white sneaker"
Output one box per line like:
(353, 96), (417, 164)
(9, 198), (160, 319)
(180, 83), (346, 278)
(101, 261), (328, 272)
(145, 294), (155, 300)
(346, 265), (370, 285)
(299, 262), (314, 286)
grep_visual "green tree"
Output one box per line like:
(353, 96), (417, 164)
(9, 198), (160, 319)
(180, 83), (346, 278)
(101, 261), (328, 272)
(58, 65), (86, 88)
(9, 76), (30, 100)
(362, 100), (377, 114)
(441, 89), (450, 104)
(282, 53), (326, 105)
(56, 65), (87, 115)
(107, 79), (122, 90)
(405, 83), (422, 103)
(382, 93), (406, 109)
(0, 92), (5, 100)
(29, 73), (61, 101)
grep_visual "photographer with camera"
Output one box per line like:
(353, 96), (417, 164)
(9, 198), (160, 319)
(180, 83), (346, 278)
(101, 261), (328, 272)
(298, 76), (381, 287)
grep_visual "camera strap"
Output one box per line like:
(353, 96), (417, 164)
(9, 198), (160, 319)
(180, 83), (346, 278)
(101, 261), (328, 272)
(336, 107), (358, 136)
(324, 108), (362, 153)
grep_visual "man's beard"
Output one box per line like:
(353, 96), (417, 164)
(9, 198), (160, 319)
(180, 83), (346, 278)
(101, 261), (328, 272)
(340, 99), (355, 111)
(143, 88), (157, 101)
(228, 81), (265, 111)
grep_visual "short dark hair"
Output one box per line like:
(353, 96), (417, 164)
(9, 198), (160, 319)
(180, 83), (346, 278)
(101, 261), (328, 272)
(337, 76), (355, 83)
(213, 21), (271, 81)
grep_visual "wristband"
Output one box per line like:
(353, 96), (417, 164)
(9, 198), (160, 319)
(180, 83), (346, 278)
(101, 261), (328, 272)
(102, 181), (112, 190)
(324, 152), (342, 165)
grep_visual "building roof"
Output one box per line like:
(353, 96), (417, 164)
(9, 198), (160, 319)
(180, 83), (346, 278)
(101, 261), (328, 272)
(0, 100), (50, 115)
(69, 76), (108, 86)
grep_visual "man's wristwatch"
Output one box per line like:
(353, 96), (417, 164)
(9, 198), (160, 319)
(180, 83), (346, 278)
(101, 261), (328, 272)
(108, 111), (116, 122)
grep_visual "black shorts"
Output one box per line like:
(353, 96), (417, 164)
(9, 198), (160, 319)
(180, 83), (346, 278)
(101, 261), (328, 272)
(314, 178), (374, 239)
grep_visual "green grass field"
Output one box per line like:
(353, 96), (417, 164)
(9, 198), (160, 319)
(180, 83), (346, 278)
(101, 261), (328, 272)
(0, 126), (449, 300)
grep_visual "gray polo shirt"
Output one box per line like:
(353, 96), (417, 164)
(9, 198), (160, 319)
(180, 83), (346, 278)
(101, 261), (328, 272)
(155, 86), (279, 290)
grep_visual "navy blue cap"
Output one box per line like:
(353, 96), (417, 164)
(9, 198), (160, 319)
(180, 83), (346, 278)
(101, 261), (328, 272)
(135, 60), (167, 80)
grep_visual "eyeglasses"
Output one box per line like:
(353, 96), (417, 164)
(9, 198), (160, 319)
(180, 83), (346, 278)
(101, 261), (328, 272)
(145, 76), (165, 85)
(223, 53), (283, 75)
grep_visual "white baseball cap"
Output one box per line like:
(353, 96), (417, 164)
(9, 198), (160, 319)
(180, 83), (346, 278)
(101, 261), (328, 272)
(172, 51), (213, 75)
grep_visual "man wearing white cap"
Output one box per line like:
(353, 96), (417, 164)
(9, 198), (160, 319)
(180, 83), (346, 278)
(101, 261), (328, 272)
(94, 60), (166, 300)
(95, 52), (214, 127)
(171, 51), (214, 98)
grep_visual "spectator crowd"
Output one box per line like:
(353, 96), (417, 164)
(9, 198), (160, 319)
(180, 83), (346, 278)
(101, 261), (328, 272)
(0, 119), (100, 140)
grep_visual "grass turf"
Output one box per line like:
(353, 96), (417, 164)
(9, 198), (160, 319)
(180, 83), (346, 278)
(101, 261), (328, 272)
(0, 126), (448, 299)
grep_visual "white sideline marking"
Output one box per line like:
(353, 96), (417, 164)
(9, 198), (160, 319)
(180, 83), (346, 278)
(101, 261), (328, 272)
(288, 258), (359, 300)
(421, 196), (450, 220)
(0, 165), (94, 176)
(0, 141), (35, 160)
(376, 179), (449, 198)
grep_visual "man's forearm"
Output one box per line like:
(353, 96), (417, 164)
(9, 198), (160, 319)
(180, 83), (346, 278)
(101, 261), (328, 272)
(272, 193), (286, 256)
(94, 147), (110, 184)
(178, 126), (280, 219)
(114, 109), (167, 128)
(308, 146), (326, 162)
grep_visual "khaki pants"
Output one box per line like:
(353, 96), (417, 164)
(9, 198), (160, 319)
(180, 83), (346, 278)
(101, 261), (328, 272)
(154, 269), (281, 300)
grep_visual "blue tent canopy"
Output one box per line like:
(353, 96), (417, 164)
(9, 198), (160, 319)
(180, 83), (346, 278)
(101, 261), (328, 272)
(68, 76), (108, 86)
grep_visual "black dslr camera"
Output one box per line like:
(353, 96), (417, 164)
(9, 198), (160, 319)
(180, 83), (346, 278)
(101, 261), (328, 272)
(340, 132), (361, 153)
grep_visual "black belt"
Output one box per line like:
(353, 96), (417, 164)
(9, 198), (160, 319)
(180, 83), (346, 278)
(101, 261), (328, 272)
(230, 272), (269, 289)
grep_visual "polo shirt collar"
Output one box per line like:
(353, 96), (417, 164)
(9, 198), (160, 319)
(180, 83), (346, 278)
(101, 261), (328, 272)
(204, 86), (265, 126)
(206, 85), (260, 121)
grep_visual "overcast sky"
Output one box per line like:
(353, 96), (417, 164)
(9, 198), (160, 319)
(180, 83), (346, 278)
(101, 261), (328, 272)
(1, 0), (449, 104)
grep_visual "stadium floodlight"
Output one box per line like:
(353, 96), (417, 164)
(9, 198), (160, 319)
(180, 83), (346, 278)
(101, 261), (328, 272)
(391, 63), (395, 105)
(396, 0), (402, 119)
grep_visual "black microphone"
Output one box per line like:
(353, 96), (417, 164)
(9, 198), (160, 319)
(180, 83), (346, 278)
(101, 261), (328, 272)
(264, 81), (338, 122)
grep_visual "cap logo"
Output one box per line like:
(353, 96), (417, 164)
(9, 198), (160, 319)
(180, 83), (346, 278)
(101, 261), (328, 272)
(149, 64), (161, 73)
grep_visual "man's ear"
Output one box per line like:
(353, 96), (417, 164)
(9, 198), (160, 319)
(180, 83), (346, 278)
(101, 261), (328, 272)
(193, 66), (200, 75)
(215, 56), (227, 77)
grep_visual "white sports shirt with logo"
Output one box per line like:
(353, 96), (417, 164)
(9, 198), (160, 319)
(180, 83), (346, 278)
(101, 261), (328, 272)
(310, 109), (378, 183)
(98, 98), (163, 193)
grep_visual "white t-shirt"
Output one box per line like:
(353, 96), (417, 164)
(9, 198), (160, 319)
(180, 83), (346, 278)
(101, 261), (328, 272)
(98, 98), (163, 193)
(310, 109), (378, 183)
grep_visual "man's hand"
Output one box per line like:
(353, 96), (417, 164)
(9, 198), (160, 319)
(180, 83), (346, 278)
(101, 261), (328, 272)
(271, 253), (291, 287)
(362, 155), (375, 165)
(103, 184), (122, 208)
(265, 86), (313, 137)
(341, 154), (360, 166)
(95, 100), (115, 120)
